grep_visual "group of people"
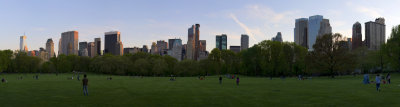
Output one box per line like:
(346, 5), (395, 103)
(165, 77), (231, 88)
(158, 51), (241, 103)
(363, 73), (391, 92)
(218, 76), (240, 86)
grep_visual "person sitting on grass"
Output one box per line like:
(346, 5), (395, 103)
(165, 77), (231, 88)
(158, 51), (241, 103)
(1, 78), (5, 83)
(82, 74), (89, 96)
(376, 74), (381, 92)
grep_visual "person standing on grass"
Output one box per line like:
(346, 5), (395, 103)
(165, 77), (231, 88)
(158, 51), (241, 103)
(219, 76), (222, 84)
(376, 74), (381, 92)
(236, 77), (240, 86)
(386, 73), (391, 84)
(82, 74), (89, 96)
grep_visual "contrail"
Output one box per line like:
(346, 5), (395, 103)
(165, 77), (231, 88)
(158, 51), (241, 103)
(230, 13), (257, 42)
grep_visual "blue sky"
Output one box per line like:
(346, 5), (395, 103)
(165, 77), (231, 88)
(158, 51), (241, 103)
(1, 0), (399, 52)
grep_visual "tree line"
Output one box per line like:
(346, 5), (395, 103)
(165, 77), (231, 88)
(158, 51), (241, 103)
(1, 25), (400, 77)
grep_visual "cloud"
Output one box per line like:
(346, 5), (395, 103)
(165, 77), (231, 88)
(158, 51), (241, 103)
(356, 6), (383, 18)
(229, 13), (257, 41)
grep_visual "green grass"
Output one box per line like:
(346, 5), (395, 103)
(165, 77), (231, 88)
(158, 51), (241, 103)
(0, 73), (399, 107)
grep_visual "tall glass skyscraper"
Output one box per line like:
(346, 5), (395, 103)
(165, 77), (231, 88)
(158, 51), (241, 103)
(307, 15), (323, 50)
(216, 34), (227, 50)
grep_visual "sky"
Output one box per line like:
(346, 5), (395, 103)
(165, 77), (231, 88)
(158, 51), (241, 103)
(1, 0), (400, 53)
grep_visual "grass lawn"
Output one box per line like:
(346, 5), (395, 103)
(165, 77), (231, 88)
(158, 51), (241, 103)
(0, 73), (399, 107)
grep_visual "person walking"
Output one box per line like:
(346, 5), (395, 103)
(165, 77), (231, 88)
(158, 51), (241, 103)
(82, 74), (89, 96)
(376, 74), (381, 92)
(219, 76), (222, 84)
(236, 77), (240, 86)
(386, 73), (391, 84)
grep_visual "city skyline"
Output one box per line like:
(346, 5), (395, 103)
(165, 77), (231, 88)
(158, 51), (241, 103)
(1, 0), (400, 53)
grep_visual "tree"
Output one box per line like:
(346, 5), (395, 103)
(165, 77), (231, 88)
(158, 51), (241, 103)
(0, 50), (13, 73)
(309, 33), (356, 78)
(383, 25), (400, 72)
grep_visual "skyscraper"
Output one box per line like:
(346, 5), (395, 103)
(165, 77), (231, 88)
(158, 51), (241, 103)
(60, 31), (79, 55)
(318, 19), (332, 36)
(79, 42), (88, 56)
(46, 38), (54, 59)
(294, 18), (308, 48)
(272, 32), (283, 42)
(241, 34), (249, 50)
(307, 15), (331, 50)
(20, 35), (28, 52)
(94, 38), (101, 56)
(186, 24), (200, 60)
(157, 40), (168, 55)
(142, 45), (148, 53)
(171, 39), (182, 61)
(365, 18), (386, 50)
(104, 31), (123, 56)
(199, 40), (206, 52)
(151, 42), (158, 55)
(216, 34), (227, 50)
(87, 42), (95, 57)
(352, 22), (362, 50)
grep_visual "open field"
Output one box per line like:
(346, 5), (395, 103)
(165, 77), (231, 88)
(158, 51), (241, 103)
(0, 73), (399, 107)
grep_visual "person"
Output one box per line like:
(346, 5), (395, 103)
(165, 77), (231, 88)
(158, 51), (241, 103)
(77, 74), (80, 81)
(376, 74), (381, 92)
(82, 74), (89, 96)
(35, 75), (39, 80)
(236, 77), (240, 86)
(386, 73), (391, 84)
(219, 76), (222, 84)
(363, 74), (370, 84)
(1, 78), (5, 83)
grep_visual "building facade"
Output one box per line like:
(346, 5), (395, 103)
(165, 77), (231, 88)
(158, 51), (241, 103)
(352, 22), (362, 50)
(230, 46), (241, 53)
(272, 32), (283, 42)
(171, 39), (182, 61)
(46, 38), (55, 59)
(307, 15), (323, 50)
(60, 31), (79, 55)
(318, 19), (332, 36)
(294, 18), (308, 48)
(186, 24), (200, 60)
(20, 35), (28, 52)
(104, 31), (123, 56)
(79, 42), (88, 56)
(216, 34), (227, 50)
(94, 38), (101, 56)
(241, 34), (249, 50)
(365, 18), (386, 50)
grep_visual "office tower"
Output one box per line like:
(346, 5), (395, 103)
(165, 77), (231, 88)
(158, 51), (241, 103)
(87, 42), (95, 57)
(199, 40), (206, 52)
(124, 47), (138, 55)
(20, 35), (28, 52)
(307, 15), (331, 50)
(216, 34), (228, 50)
(156, 40), (168, 55)
(142, 45), (148, 53)
(294, 18), (308, 48)
(318, 19), (332, 36)
(365, 18), (386, 50)
(38, 47), (48, 61)
(60, 31), (79, 55)
(104, 31), (123, 55)
(182, 44), (187, 60)
(230, 46), (241, 53)
(151, 42), (158, 54)
(171, 39), (182, 61)
(186, 24), (200, 60)
(79, 42), (88, 56)
(94, 38), (101, 56)
(272, 32), (283, 42)
(352, 22), (362, 50)
(58, 38), (62, 55)
(168, 39), (179, 50)
(241, 34), (249, 50)
(46, 38), (55, 59)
